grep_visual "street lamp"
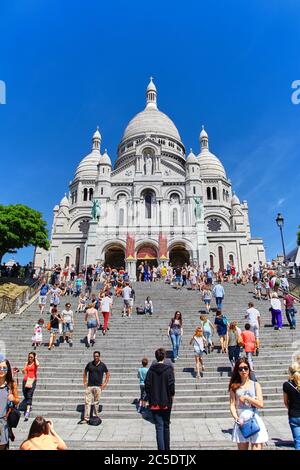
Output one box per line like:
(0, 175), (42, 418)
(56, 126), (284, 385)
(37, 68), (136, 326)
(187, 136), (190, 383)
(276, 213), (286, 263)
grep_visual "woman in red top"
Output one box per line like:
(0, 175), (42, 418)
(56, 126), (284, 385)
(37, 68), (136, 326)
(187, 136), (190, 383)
(22, 352), (39, 421)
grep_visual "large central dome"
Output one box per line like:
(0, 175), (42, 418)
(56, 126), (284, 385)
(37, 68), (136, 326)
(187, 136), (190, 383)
(121, 78), (181, 143)
(123, 108), (181, 141)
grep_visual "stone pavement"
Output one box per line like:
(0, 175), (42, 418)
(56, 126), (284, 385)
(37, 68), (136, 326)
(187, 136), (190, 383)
(11, 415), (294, 450)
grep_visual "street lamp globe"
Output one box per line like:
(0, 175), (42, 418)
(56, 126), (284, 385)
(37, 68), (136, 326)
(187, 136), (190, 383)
(276, 213), (284, 228)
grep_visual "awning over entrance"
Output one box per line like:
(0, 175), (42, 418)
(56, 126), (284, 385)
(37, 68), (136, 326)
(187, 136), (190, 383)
(136, 245), (157, 260)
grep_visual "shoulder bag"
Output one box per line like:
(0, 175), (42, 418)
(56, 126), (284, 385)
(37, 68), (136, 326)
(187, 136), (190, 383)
(238, 382), (260, 438)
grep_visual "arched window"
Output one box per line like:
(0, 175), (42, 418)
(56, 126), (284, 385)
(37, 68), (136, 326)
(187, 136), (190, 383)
(74, 191), (77, 203)
(226, 191), (229, 201)
(218, 246), (224, 271)
(193, 186), (196, 195)
(89, 188), (93, 201)
(101, 188), (103, 195)
(207, 187), (211, 200)
(71, 193), (74, 204)
(210, 255), (214, 270)
(229, 254), (234, 265)
(83, 188), (88, 201)
(145, 193), (152, 219)
(172, 208), (178, 226)
(223, 189), (225, 201)
(65, 256), (70, 267)
(119, 208), (124, 226)
(212, 187), (217, 200)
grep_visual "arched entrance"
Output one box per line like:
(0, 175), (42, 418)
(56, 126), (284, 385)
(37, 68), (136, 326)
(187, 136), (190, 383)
(169, 243), (190, 267)
(104, 244), (125, 269)
(136, 244), (158, 277)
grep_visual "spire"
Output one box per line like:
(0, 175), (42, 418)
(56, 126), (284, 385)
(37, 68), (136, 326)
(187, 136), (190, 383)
(92, 126), (101, 151)
(146, 76), (157, 109)
(200, 125), (209, 150)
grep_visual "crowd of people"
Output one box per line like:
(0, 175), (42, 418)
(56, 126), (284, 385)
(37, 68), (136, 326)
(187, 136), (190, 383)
(0, 258), (299, 451)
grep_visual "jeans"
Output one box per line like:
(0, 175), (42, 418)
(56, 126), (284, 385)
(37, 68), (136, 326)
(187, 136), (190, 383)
(216, 297), (223, 310)
(152, 409), (171, 450)
(286, 308), (296, 328)
(170, 333), (181, 359)
(204, 331), (213, 346)
(228, 345), (240, 367)
(22, 379), (37, 407)
(289, 416), (300, 450)
(246, 352), (254, 371)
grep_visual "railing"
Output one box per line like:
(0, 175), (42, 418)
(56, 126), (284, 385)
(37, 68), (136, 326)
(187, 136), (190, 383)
(288, 277), (300, 300)
(0, 277), (43, 315)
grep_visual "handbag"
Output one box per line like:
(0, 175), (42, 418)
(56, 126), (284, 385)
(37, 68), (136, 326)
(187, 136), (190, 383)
(25, 377), (35, 388)
(7, 407), (21, 429)
(46, 321), (51, 331)
(239, 413), (260, 438)
(236, 332), (244, 347)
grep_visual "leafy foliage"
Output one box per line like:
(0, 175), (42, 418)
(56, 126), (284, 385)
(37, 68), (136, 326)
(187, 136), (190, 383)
(0, 204), (49, 262)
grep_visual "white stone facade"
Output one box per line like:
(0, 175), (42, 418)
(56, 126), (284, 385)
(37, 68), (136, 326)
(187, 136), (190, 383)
(35, 79), (265, 278)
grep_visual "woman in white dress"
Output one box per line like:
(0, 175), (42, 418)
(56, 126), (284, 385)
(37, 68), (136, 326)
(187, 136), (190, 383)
(229, 357), (268, 450)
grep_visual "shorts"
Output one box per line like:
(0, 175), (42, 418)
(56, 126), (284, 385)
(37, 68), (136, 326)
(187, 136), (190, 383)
(129, 298), (134, 307)
(39, 296), (47, 305)
(250, 323), (259, 339)
(50, 328), (59, 335)
(87, 320), (97, 329)
(63, 322), (74, 333)
(124, 300), (131, 307)
(204, 299), (211, 305)
(194, 350), (204, 357)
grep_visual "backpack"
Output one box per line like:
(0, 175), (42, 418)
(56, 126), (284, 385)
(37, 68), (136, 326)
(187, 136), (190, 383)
(222, 316), (228, 326)
(136, 306), (145, 314)
(89, 416), (102, 426)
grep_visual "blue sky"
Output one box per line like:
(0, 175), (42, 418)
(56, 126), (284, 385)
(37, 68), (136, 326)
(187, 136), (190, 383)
(1, 0), (299, 264)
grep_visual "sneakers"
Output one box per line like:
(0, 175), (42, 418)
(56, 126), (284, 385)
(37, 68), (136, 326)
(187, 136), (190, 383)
(78, 419), (88, 425)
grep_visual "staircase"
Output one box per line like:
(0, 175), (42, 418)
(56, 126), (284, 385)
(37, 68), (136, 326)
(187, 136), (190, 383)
(1, 281), (299, 421)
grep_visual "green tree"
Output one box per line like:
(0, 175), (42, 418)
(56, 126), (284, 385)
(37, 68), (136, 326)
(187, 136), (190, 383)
(0, 204), (49, 263)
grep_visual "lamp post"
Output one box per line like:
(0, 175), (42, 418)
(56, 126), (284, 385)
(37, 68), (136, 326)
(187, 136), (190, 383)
(276, 213), (286, 263)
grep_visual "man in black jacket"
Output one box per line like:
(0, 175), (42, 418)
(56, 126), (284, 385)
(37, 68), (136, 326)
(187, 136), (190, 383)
(145, 348), (175, 450)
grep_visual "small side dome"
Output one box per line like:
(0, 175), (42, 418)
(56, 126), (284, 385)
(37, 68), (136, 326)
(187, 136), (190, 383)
(53, 204), (59, 212)
(231, 193), (241, 206)
(186, 148), (199, 164)
(100, 149), (112, 166)
(59, 194), (69, 208)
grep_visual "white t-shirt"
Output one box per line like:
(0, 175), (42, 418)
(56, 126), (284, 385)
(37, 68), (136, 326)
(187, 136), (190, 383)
(271, 298), (281, 310)
(246, 307), (260, 325)
(61, 309), (74, 323)
(122, 286), (132, 300)
(101, 296), (112, 312)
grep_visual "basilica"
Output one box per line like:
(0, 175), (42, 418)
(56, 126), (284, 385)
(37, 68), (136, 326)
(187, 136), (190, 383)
(34, 78), (265, 279)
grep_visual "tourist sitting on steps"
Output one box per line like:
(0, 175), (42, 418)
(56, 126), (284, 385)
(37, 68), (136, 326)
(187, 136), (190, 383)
(144, 297), (153, 315)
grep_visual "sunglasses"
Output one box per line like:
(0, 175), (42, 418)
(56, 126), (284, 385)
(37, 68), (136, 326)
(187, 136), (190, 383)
(0, 367), (8, 372)
(238, 366), (249, 372)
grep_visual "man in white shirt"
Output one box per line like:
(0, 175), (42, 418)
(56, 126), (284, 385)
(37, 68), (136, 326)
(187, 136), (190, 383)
(212, 281), (225, 310)
(100, 293), (113, 335)
(122, 283), (132, 317)
(245, 302), (260, 355)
